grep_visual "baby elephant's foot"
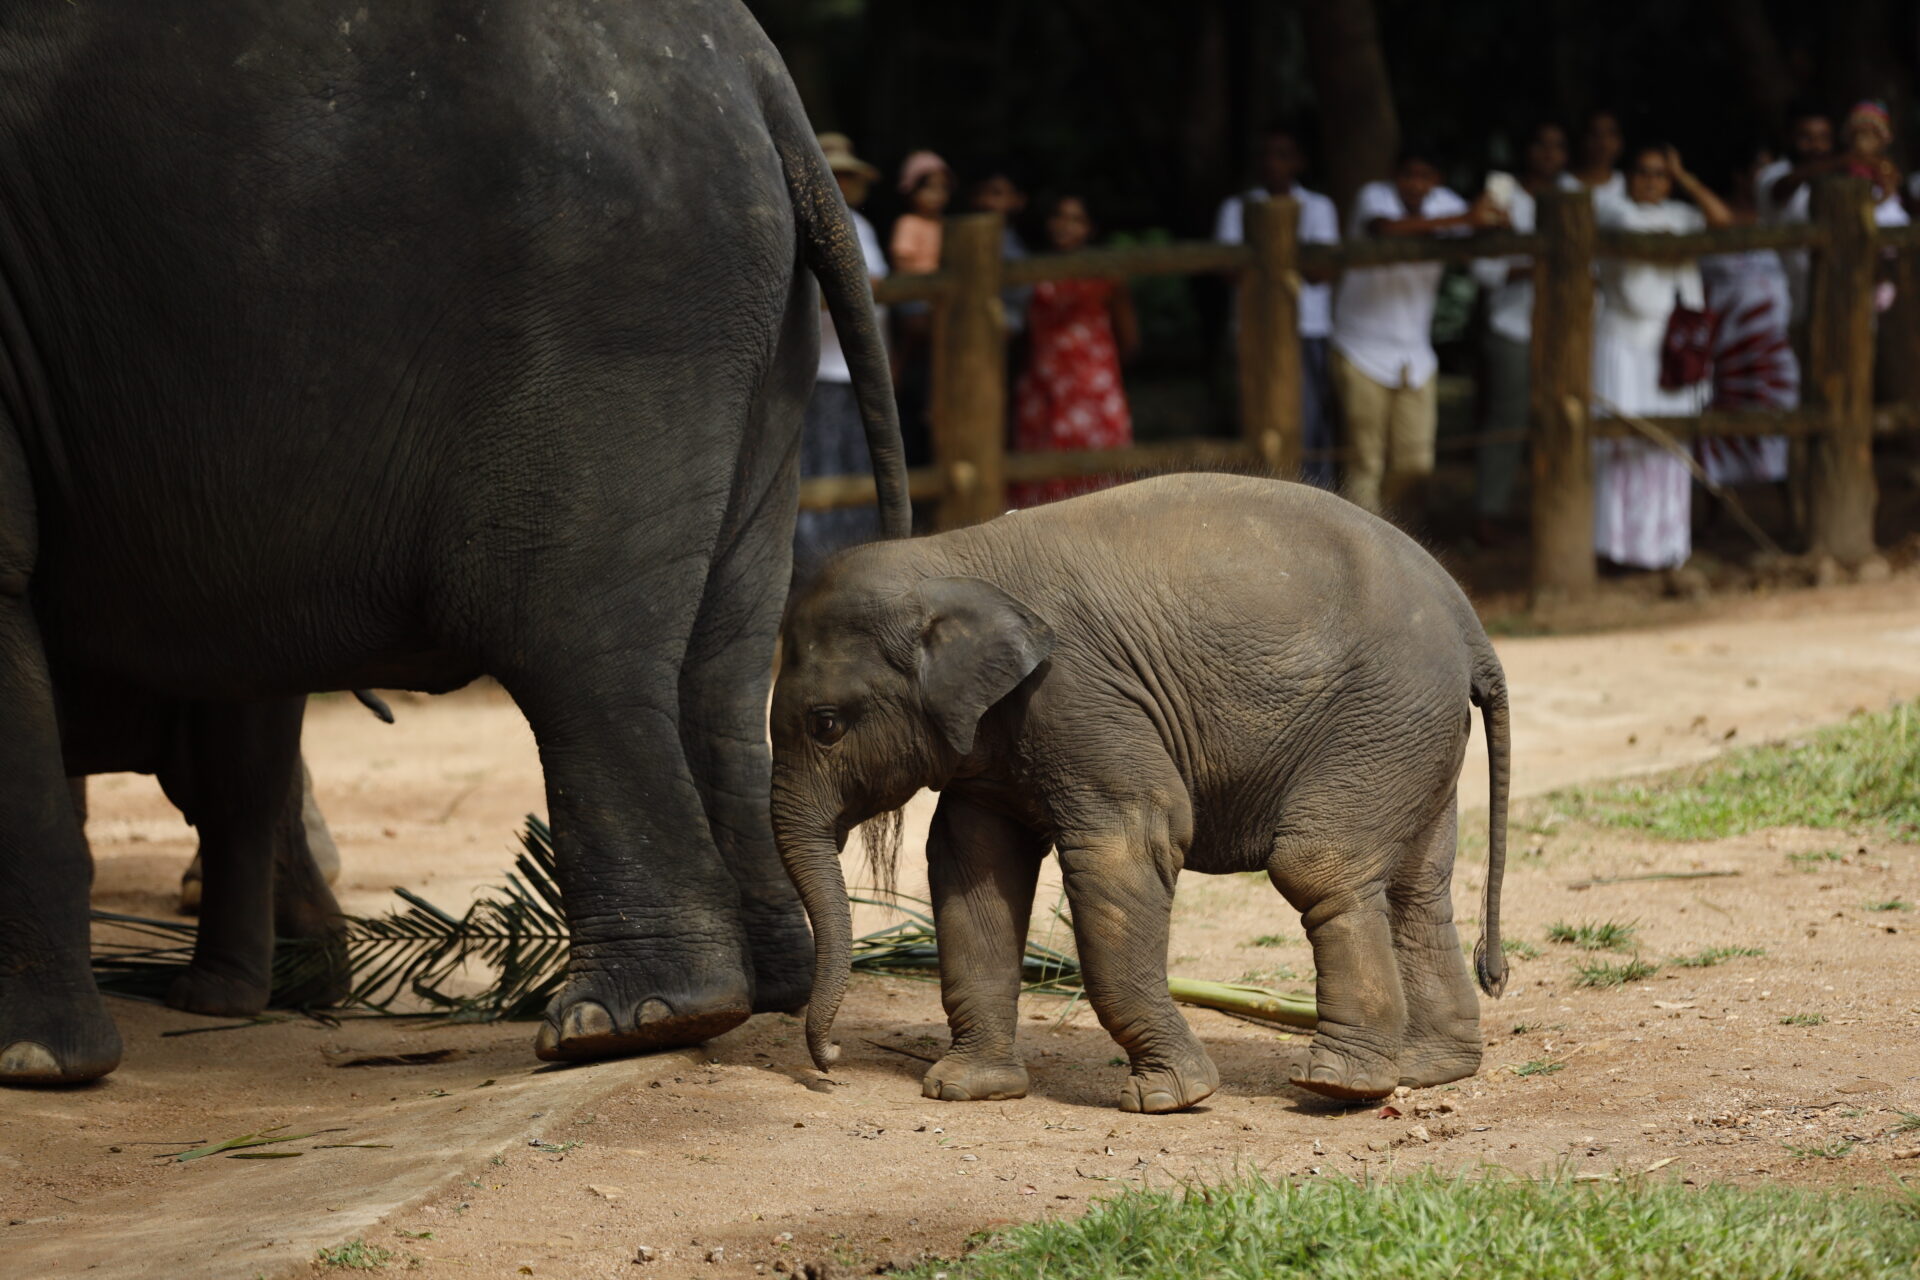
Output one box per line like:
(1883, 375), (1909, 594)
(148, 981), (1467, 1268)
(1289, 1036), (1399, 1101)
(166, 963), (271, 1019)
(1118, 1051), (1219, 1114)
(922, 1053), (1029, 1102)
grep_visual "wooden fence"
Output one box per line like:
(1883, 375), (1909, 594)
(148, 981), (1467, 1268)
(800, 179), (1920, 599)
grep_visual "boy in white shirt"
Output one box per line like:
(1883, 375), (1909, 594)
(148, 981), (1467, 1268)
(1331, 148), (1501, 515)
(1215, 128), (1341, 487)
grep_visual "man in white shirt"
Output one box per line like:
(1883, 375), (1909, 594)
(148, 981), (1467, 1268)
(1468, 122), (1582, 543)
(1215, 128), (1341, 487)
(793, 133), (889, 587)
(1331, 148), (1499, 515)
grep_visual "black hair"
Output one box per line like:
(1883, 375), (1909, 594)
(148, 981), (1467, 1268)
(1786, 100), (1832, 127)
(1395, 142), (1442, 172)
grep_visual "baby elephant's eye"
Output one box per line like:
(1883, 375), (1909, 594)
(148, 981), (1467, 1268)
(806, 708), (847, 745)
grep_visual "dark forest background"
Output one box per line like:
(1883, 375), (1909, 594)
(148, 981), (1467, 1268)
(748, 0), (1920, 233)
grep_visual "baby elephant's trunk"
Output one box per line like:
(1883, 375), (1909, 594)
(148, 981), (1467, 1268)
(772, 799), (852, 1071)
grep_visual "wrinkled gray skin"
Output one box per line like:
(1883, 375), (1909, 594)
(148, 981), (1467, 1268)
(772, 475), (1510, 1112)
(0, 0), (906, 1085)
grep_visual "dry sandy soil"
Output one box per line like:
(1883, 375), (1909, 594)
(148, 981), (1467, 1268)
(7, 576), (1920, 1278)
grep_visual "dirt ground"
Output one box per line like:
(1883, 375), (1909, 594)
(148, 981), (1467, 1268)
(8, 576), (1920, 1278)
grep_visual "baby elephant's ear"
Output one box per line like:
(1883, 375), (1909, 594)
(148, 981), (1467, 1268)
(914, 576), (1056, 756)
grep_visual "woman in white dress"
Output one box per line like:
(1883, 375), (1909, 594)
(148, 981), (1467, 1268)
(1698, 149), (1797, 487)
(1591, 144), (1733, 572)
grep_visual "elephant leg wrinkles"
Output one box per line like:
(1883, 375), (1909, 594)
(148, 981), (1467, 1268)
(1057, 796), (1217, 1115)
(0, 594), (121, 1085)
(922, 795), (1048, 1103)
(160, 698), (309, 1017)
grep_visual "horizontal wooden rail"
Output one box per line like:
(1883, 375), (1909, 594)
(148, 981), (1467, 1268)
(1591, 407), (1830, 440)
(1002, 437), (1260, 485)
(872, 272), (958, 305)
(799, 466), (944, 510)
(1003, 241), (1251, 285)
(1597, 223), (1828, 261)
(1880, 224), (1920, 252)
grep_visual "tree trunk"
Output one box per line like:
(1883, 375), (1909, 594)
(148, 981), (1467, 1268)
(1298, 0), (1399, 222)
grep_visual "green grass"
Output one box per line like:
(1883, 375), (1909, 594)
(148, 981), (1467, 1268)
(1555, 703), (1920, 840)
(1247, 935), (1290, 948)
(904, 1171), (1920, 1279)
(1510, 1060), (1565, 1077)
(316, 1240), (395, 1270)
(1788, 849), (1848, 868)
(1779, 1013), (1826, 1026)
(1670, 946), (1766, 968)
(1501, 938), (1542, 960)
(1866, 899), (1912, 912)
(1893, 1111), (1920, 1134)
(1547, 920), (1639, 952)
(1573, 958), (1660, 988)
(1785, 1140), (1855, 1161)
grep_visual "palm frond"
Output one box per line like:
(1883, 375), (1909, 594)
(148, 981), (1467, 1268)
(91, 816), (570, 1020)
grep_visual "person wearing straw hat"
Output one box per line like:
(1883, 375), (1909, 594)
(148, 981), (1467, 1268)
(792, 133), (890, 589)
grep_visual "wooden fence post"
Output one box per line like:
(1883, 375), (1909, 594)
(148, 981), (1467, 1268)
(1528, 188), (1597, 600)
(931, 212), (1008, 529)
(1806, 177), (1879, 567)
(1238, 197), (1303, 476)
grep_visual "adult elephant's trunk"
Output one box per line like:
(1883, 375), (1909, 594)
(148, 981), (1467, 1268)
(773, 797), (852, 1072)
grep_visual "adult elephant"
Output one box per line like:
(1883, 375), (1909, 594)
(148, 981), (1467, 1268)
(0, 0), (908, 1084)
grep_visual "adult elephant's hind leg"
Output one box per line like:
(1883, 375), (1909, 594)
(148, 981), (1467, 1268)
(0, 599), (121, 1085)
(1387, 805), (1483, 1089)
(502, 552), (755, 1062)
(678, 272), (815, 1014)
(161, 698), (311, 1017)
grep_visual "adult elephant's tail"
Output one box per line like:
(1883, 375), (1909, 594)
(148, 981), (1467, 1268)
(755, 64), (912, 540)
(1468, 634), (1510, 998)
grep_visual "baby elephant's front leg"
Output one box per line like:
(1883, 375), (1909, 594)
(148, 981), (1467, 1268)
(923, 797), (1048, 1103)
(1059, 832), (1218, 1113)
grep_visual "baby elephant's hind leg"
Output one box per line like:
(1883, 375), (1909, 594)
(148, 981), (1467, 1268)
(1271, 835), (1406, 1101)
(1387, 806), (1483, 1089)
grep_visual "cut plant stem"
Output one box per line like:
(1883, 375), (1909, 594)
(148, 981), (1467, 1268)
(1167, 978), (1316, 1030)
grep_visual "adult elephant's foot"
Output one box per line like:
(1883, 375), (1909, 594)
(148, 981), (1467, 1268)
(1394, 1035), (1483, 1090)
(743, 905), (815, 1016)
(534, 970), (752, 1063)
(166, 961), (270, 1018)
(0, 990), (123, 1086)
(922, 1053), (1029, 1102)
(1118, 1049), (1218, 1114)
(1289, 1034), (1399, 1101)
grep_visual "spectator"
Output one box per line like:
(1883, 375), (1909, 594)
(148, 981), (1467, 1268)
(969, 168), (1034, 337)
(1214, 127), (1341, 487)
(1591, 144), (1733, 578)
(1330, 147), (1502, 516)
(1010, 194), (1139, 507)
(1756, 106), (1833, 224)
(1767, 103), (1906, 325)
(791, 133), (890, 588)
(1573, 109), (1627, 204)
(890, 150), (954, 471)
(1698, 147), (1797, 489)
(1469, 121), (1580, 543)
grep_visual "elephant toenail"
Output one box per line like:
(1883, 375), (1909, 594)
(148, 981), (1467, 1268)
(0, 1041), (61, 1078)
(561, 1001), (614, 1041)
(535, 1021), (561, 1056)
(634, 999), (673, 1024)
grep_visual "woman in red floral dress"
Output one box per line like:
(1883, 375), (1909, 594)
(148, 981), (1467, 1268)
(1010, 194), (1139, 507)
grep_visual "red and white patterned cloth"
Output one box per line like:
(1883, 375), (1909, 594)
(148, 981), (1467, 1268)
(1697, 249), (1797, 486)
(1011, 278), (1132, 507)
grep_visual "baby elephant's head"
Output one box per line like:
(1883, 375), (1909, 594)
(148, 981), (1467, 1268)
(770, 564), (1054, 1071)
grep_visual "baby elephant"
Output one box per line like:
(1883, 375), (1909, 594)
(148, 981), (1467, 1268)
(771, 474), (1509, 1112)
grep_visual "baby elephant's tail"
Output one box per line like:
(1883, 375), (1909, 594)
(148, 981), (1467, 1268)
(1469, 640), (1511, 998)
